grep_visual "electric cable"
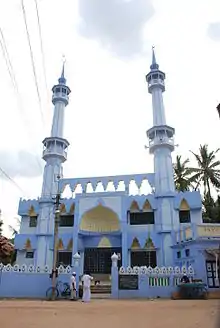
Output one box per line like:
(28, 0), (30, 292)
(0, 167), (26, 196)
(34, 0), (50, 108)
(0, 26), (43, 175)
(21, 0), (44, 126)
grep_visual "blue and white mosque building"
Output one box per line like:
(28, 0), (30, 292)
(14, 49), (220, 290)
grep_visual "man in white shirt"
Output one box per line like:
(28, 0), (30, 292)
(70, 272), (76, 300)
(81, 272), (93, 302)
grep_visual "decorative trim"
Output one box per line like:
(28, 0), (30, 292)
(95, 198), (105, 207)
(67, 238), (73, 251)
(25, 238), (32, 250)
(118, 265), (194, 276)
(0, 263), (73, 274)
(28, 205), (37, 216)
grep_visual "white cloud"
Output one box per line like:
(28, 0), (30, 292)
(1, 0), (220, 237)
(207, 22), (220, 41)
(0, 150), (42, 179)
(77, 0), (154, 58)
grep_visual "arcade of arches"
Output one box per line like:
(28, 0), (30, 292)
(57, 205), (157, 272)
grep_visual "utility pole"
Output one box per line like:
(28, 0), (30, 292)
(51, 178), (61, 301)
(216, 104), (220, 119)
(216, 105), (220, 288)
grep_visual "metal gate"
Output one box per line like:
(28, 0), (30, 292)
(84, 247), (122, 274)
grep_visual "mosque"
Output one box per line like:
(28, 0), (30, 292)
(14, 50), (220, 289)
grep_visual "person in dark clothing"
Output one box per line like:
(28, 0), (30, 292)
(180, 274), (190, 283)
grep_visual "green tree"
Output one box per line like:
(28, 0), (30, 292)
(173, 155), (195, 191)
(190, 144), (220, 200)
(202, 193), (220, 223)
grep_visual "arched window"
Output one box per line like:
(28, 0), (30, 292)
(179, 199), (191, 223)
(128, 200), (155, 225)
(28, 205), (38, 228)
(59, 203), (74, 227)
(130, 237), (157, 268)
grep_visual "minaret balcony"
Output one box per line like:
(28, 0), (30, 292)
(52, 92), (69, 105)
(42, 137), (69, 162)
(148, 79), (165, 92)
(148, 136), (174, 154)
(42, 148), (68, 161)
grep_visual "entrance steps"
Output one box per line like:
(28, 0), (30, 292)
(92, 293), (111, 299)
(91, 274), (111, 294)
(91, 285), (111, 294)
(92, 274), (111, 283)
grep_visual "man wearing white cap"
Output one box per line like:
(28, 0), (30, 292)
(70, 272), (76, 300)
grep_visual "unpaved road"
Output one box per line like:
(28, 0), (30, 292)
(0, 299), (219, 328)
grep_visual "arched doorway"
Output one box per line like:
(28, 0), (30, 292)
(80, 205), (121, 274)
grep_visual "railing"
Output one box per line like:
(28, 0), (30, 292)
(52, 92), (69, 103)
(149, 136), (174, 148)
(43, 148), (67, 159)
(149, 276), (170, 287)
(148, 79), (165, 88)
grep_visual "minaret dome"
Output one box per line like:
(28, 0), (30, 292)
(52, 62), (71, 106)
(146, 47), (165, 93)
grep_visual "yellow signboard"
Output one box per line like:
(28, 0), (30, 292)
(197, 225), (220, 238)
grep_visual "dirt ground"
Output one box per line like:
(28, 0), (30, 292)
(0, 299), (219, 328)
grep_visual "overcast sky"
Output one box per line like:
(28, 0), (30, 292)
(1, 0), (220, 236)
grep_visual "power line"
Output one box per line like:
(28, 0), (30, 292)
(0, 26), (43, 175)
(0, 167), (26, 195)
(34, 0), (50, 106)
(21, 0), (44, 126)
(0, 28), (17, 91)
(0, 25), (62, 199)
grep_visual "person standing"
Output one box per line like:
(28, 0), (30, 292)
(70, 272), (77, 300)
(180, 274), (190, 284)
(81, 272), (93, 302)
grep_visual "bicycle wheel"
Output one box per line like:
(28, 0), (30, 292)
(46, 287), (59, 300)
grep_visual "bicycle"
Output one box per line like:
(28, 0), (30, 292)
(46, 281), (71, 300)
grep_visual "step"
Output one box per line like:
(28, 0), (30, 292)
(91, 285), (111, 294)
(92, 293), (111, 299)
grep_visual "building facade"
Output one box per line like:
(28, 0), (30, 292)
(14, 50), (220, 289)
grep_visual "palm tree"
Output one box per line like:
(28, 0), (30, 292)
(190, 145), (220, 200)
(202, 192), (220, 223)
(173, 155), (195, 191)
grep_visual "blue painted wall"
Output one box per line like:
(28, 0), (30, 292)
(0, 272), (70, 298)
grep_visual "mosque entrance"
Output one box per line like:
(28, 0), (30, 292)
(84, 247), (122, 274)
(80, 205), (121, 275)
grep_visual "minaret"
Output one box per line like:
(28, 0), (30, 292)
(36, 63), (71, 268)
(41, 63), (71, 198)
(146, 48), (175, 195)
